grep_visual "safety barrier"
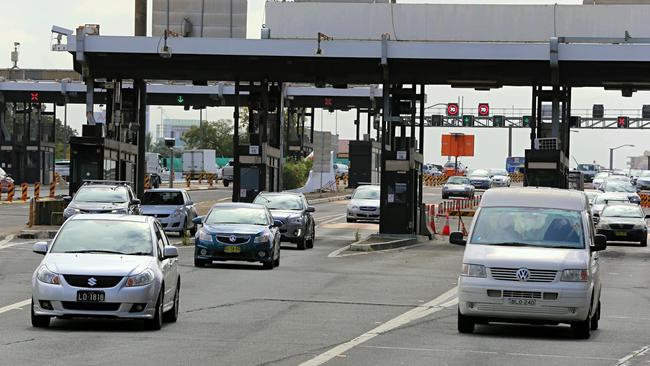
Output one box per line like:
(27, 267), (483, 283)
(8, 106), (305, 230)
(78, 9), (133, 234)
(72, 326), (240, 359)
(49, 181), (56, 198)
(34, 182), (41, 200)
(144, 175), (151, 190)
(435, 195), (482, 217)
(509, 172), (524, 183)
(21, 183), (28, 202)
(185, 174), (191, 188)
(640, 192), (650, 208)
(6, 183), (14, 202)
(424, 174), (449, 187)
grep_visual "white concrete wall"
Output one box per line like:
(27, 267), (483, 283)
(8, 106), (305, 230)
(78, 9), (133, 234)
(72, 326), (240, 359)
(265, 3), (650, 42)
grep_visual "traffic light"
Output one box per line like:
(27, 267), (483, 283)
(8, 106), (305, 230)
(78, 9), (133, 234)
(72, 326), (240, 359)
(617, 116), (629, 128)
(492, 115), (505, 127)
(30, 92), (39, 102)
(447, 103), (459, 116)
(522, 116), (532, 127)
(569, 116), (581, 128)
(643, 105), (650, 119)
(431, 115), (443, 127)
(593, 104), (604, 118)
(462, 115), (474, 127)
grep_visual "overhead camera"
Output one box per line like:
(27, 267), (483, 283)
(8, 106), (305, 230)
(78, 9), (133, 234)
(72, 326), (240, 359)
(51, 25), (73, 52)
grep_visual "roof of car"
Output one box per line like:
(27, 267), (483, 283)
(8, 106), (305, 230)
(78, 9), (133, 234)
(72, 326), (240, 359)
(144, 188), (186, 193)
(480, 187), (588, 211)
(210, 202), (266, 209)
(256, 191), (303, 197)
(67, 214), (152, 223)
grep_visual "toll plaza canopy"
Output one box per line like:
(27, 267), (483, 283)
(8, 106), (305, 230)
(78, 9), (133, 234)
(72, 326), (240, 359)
(68, 34), (650, 88)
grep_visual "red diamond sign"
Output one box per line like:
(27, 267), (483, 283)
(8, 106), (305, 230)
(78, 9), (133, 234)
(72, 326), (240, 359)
(478, 103), (489, 116)
(447, 103), (459, 116)
(324, 98), (333, 107)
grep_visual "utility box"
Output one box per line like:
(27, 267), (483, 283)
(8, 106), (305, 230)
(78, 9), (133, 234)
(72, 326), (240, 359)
(348, 140), (380, 188)
(236, 143), (281, 203)
(182, 149), (218, 178)
(524, 149), (569, 189)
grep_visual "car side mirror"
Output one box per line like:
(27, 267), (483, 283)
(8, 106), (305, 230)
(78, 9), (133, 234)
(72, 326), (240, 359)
(163, 246), (179, 259)
(449, 232), (467, 246)
(192, 216), (204, 225)
(62, 196), (72, 203)
(592, 234), (607, 252)
(186, 200), (194, 206)
(307, 206), (315, 213)
(272, 219), (283, 228)
(131, 199), (141, 205)
(33, 241), (48, 255)
(345, 195), (352, 200)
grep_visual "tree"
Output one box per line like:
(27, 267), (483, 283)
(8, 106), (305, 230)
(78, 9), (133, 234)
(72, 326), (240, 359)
(182, 119), (235, 156)
(53, 118), (78, 160)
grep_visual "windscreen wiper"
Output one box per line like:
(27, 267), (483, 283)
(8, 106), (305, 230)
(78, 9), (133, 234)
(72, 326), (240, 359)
(489, 242), (529, 247)
(64, 249), (126, 254)
(124, 251), (151, 256)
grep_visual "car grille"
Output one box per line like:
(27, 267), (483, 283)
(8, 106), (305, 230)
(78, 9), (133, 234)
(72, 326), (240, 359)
(475, 304), (569, 315)
(144, 213), (170, 218)
(79, 209), (113, 214)
(502, 290), (542, 299)
(63, 275), (123, 288)
(360, 206), (377, 211)
(62, 302), (121, 311)
(489, 268), (557, 282)
(216, 236), (250, 244)
(609, 224), (635, 229)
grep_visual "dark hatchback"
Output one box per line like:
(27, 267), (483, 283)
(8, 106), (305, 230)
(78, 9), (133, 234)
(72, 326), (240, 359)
(253, 192), (316, 250)
(193, 203), (282, 269)
(596, 204), (648, 247)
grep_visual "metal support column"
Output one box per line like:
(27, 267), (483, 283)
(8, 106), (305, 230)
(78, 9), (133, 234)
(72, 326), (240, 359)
(355, 108), (360, 141)
(508, 126), (513, 158)
(278, 83), (285, 191)
(530, 86), (537, 147)
(418, 84), (425, 214)
(232, 81), (240, 202)
(310, 107), (315, 144)
(135, 79), (147, 199)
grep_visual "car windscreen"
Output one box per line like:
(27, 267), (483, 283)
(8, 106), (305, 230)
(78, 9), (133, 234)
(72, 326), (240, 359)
(352, 188), (380, 200)
(204, 207), (269, 226)
(142, 191), (184, 205)
(594, 172), (609, 179)
(50, 220), (153, 255)
(74, 187), (129, 203)
(490, 169), (508, 176)
(254, 195), (303, 210)
(640, 171), (650, 177)
(447, 177), (469, 185)
(603, 183), (636, 193)
(577, 164), (596, 171)
(601, 205), (643, 218)
(471, 207), (585, 249)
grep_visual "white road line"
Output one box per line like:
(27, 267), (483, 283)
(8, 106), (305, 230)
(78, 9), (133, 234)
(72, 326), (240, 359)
(316, 214), (346, 228)
(616, 345), (650, 366)
(298, 287), (458, 366)
(327, 245), (351, 258)
(360, 345), (498, 355)
(0, 299), (31, 315)
(315, 213), (346, 222)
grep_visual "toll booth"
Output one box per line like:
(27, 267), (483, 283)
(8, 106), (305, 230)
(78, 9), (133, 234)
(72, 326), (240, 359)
(0, 101), (55, 184)
(348, 140), (380, 188)
(68, 125), (138, 195)
(524, 148), (569, 189)
(236, 143), (281, 203)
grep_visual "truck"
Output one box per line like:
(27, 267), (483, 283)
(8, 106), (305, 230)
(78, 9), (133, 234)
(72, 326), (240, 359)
(145, 152), (163, 188)
(221, 160), (234, 187)
(182, 149), (219, 180)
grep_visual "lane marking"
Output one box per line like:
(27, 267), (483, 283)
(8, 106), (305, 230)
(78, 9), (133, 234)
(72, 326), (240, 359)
(327, 245), (351, 258)
(617, 345), (650, 366)
(316, 215), (346, 228)
(361, 346), (616, 361)
(0, 299), (31, 315)
(298, 287), (458, 366)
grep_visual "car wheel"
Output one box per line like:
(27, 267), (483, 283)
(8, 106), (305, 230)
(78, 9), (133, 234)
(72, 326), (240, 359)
(194, 258), (208, 267)
(297, 236), (306, 250)
(457, 308), (474, 334)
(590, 300), (600, 331)
(223, 180), (230, 187)
(31, 300), (50, 328)
(306, 223), (315, 249)
(145, 289), (163, 331)
(346, 217), (356, 223)
(442, 194), (448, 200)
(262, 261), (274, 270)
(273, 247), (280, 267)
(641, 237), (648, 247)
(163, 279), (180, 323)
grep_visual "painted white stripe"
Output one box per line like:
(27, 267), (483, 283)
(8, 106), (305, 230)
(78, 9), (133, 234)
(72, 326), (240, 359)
(0, 299), (31, 315)
(616, 345), (650, 366)
(298, 287), (458, 366)
(316, 214), (346, 228)
(0, 235), (22, 250)
(327, 245), (351, 258)
(360, 346), (616, 361)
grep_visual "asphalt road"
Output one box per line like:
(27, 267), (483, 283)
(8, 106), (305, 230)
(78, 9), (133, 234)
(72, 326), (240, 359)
(0, 186), (649, 366)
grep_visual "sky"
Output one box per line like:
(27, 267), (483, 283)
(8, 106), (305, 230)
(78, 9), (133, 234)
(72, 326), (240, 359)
(2, 0), (649, 170)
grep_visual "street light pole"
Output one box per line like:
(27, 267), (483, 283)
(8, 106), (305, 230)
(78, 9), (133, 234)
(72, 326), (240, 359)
(609, 144), (635, 170)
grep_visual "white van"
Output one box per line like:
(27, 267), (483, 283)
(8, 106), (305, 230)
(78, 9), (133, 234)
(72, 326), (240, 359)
(450, 187), (606, 339)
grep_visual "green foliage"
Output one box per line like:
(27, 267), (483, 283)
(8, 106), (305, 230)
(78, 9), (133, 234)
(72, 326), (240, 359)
(181, 119), (235, 156)
(54, 118), (78, 160)
(283, 159), (313, 190)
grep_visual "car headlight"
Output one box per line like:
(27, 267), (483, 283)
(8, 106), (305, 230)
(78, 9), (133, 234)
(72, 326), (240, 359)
(461, 264), (486, 278)
(349, 205), (359, 210)
(170, 208), (183, 217)
(197, 230), (212, 242)
(255, 233), (271, 243)
(561, 269), (588, 282)
(37, 266), (61, 285)
(289, 216), (302, 224)
(464, 187), (471, 190)
(597, 223), (610, 229)
(126, 269), (155, 287)
(64, 207), (80, 216)
(634, 224), (647, 230)
(110, 209), (127, 214)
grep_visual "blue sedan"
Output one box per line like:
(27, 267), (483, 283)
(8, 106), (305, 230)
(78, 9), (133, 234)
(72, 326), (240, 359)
(193, 203), (282, 269)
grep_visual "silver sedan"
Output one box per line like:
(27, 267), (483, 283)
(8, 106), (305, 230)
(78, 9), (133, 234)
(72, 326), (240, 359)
(31, 214), (180, 330)
(141, 189), (199, 234)
(347, 185), (380, 222)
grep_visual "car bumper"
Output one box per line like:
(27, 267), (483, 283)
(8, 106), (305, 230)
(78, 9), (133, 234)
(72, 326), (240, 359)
(195, 239), (274, 263)
(470, 182), (491, 189)
(32, 278), (159, 319)
(279, 222), (305, 242)
(458, 276), (591, 323)
(490, 181), (510, 187)
(443, 189), (473, 197)
(347, 208), (380, 221)
(143, 214), (186, 232)
(597, 228), (647, 242)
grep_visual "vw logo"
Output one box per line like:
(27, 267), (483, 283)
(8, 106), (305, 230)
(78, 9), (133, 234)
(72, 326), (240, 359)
(87, 277), (97, 286)
(229, 235), (237, 243)
(515, 268), (530, 282)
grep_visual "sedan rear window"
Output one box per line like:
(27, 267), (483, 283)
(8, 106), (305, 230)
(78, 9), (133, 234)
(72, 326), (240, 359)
(51, 220), (153, 255)
(448, 177), (470, 185)
(74, 187), (129, 203)
(254, 195), (303, 210)
(471, 207), (585, 249)
(142, 191), (184, 205)
(352, 188), (380, 200)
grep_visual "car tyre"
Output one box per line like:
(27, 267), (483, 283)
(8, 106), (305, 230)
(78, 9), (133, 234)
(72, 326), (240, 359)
(457, 308), (474, 334)
(346, 217), (356, 223)
(223, 180), (230, 187)
(590, 300), (600, 331)
(194, 258), (208, 267)
(641, 237), (647, 247)
(571, 315), (591, 339)
(306, 223), (315, 249)
(262, 261), (274, 270)
(31, 300), (50, 328)
(442, 194), (448, 200)
(163, 280), (180, 323)
(297, 236), (306, 250)
(145, 289), (163, 331)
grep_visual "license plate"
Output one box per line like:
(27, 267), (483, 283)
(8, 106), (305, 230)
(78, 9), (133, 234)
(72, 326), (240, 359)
(615, 231), (627, 236)
(507, 298), (536, 306)
(224, 245), (241, 254)
(76, 291), (105, 302)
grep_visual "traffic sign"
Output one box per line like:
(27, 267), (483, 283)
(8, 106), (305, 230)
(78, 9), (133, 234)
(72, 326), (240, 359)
(478, 103), (489, 116)
(30, 92), (39, 102)
(617, 116), (629, 128)
(177, 95), (184, 104)
(447, 103), (459, 116)
(324, 97), (333, 107)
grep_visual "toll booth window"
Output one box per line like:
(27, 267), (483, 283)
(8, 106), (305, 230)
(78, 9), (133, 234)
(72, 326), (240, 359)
(15, 104), (25, 143)
(26, 151), (39, 169)
(240, 167), (260, 190)
(41, 114), (55, 143)
(103, 160), (117, 181)
(393, 182), (408, 204)
(1, 108), (12, 143)
(78, 161), (100, 181)
(29, 107), (39, 143)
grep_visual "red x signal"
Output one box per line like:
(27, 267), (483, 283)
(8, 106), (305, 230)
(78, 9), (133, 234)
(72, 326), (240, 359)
(30, 92), (39, 102)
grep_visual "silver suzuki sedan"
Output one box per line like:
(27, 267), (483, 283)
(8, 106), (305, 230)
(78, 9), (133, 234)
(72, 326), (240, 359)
(31, 214), (180, 330)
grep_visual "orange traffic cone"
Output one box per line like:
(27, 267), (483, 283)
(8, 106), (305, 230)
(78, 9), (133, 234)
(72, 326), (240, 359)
(441, 213), (451, 236)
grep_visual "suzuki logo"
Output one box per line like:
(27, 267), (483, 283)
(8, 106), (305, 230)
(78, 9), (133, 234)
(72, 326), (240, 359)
(87, 277), (97, 286)
(229, 235), (237, 243)
(515, 268), (530, 282)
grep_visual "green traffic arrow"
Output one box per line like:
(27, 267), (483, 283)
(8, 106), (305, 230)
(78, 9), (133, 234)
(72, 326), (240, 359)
(177, 96), (184, 104)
